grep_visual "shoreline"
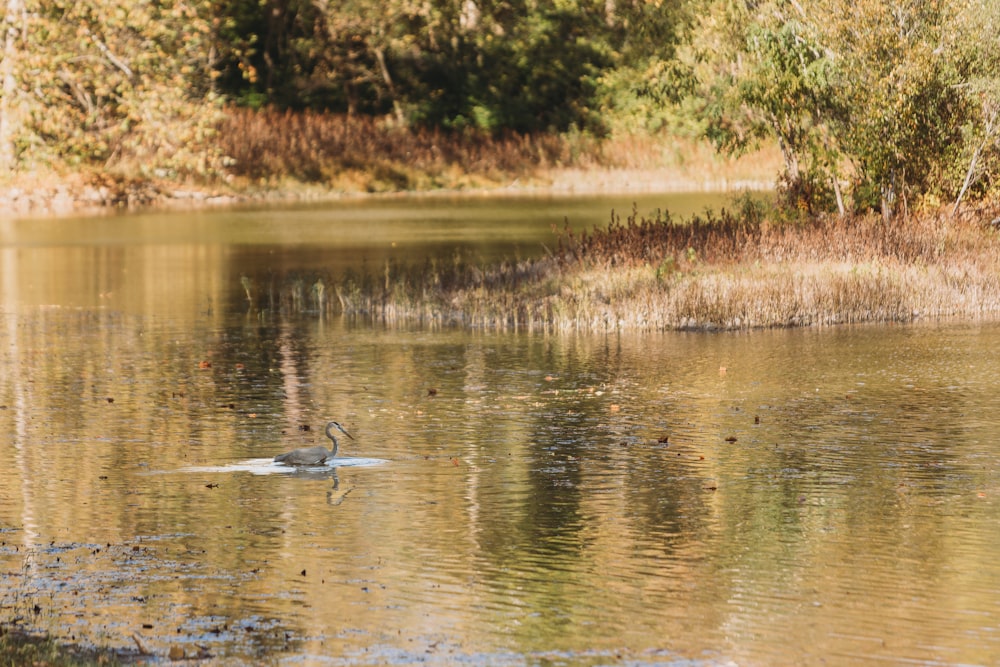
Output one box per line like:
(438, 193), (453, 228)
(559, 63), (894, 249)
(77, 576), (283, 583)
(0, 170), (773, 221)
(0, 142), (780, 221)
(8, 151), (999, 337)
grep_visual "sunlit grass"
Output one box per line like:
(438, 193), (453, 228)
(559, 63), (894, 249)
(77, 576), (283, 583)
(217, 107), (577, 192)
(258, 198), (1000, 332)
(214, 108), (775, 195)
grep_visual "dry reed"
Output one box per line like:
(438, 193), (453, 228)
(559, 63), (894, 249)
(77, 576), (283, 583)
(217, 108), (581, 191)
(214, 108), (768, 194)
(257, 200), (1000, 332)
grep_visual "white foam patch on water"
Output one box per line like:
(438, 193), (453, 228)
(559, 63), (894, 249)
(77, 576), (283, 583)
(177, 457), (388, 475)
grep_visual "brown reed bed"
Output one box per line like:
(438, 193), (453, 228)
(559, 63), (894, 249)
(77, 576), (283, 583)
(217, 107), (584, 192)
(214, 108), (774, 196)
(256, 199), (1000, 332)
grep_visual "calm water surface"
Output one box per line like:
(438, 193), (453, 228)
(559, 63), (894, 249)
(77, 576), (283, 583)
(3, 193), (1000, 666)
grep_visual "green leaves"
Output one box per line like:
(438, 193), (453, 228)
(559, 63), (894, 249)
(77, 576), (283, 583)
(683, 0), (1000, 216)
(4, 0), (993, 207)
(210, 0), (680, 134)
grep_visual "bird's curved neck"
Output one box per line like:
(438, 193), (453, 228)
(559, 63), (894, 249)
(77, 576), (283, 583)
(325, 423), (340, 458)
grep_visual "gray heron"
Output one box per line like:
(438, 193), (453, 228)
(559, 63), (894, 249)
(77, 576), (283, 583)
(274, 421), (354, 465)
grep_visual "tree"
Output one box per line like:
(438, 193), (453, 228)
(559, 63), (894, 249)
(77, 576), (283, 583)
(213, 0), (643, 134)
(813, 0), (967, 218)
(0, 0), (24, 172)
(10, 0), (220, 174)
(682, 0), (996, 218)
(684, 0), (844, 213)
(454, 0), (614, 132)
(949, 0), (1000, 214)
(331, 0), (616, 133)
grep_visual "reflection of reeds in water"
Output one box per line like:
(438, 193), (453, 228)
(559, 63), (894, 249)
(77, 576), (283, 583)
(260, 201), (1000, 332)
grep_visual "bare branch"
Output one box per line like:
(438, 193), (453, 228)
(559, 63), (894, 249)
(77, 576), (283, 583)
(86, 27), (134, 80)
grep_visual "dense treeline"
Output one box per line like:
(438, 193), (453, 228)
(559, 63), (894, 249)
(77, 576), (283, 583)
(0, 0), (998, 216)
(211, 0), (685, 131)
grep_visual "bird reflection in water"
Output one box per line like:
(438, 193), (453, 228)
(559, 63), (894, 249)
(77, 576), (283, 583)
(280, 466), (353, 505)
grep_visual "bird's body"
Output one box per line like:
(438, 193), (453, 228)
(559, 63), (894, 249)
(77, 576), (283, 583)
(274, 421), (354, 466)
(273, 444), (332, 466)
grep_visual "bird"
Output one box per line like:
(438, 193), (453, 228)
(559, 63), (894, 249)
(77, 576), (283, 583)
(274, 420), (354, 466)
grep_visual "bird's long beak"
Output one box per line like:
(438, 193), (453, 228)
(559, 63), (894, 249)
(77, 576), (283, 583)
(339, 425), (355, 440)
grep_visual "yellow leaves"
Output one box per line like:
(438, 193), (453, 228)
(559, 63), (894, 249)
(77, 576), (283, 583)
(16, 0), (219, 172)
(239, 63), (259, 84)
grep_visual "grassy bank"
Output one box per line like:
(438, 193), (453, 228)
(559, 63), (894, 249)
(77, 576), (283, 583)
(257, 199), (1000, 332)
(1, 109), (776, 218)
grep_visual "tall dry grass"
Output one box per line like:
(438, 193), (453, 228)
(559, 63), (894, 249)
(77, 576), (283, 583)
(214, 108), (776, 194)
(217, 108), (582, 191)
(256, 199), (1000, 332)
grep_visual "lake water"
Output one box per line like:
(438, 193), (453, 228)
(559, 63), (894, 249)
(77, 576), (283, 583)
(3, 192), (1000, 666)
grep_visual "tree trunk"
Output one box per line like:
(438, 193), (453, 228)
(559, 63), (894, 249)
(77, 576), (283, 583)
(775, 133), (800, 184)
(880, 181), (894, 222)
(0, 0), (23, 172)
(373, 46), (404, 124)
(832, 175), (845, 217)
(953, 104), (998, 219)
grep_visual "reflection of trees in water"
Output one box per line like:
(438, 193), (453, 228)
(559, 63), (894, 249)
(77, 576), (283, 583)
(454, 324), (1000, 651)
(449, 332), (730, 647)
(694, 327), (999, 649)
(0, 307), (352, 647)
(8, 303), (1000, 657)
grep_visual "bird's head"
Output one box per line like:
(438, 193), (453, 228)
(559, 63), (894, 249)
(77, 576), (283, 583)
(327, 420), (355, 440)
